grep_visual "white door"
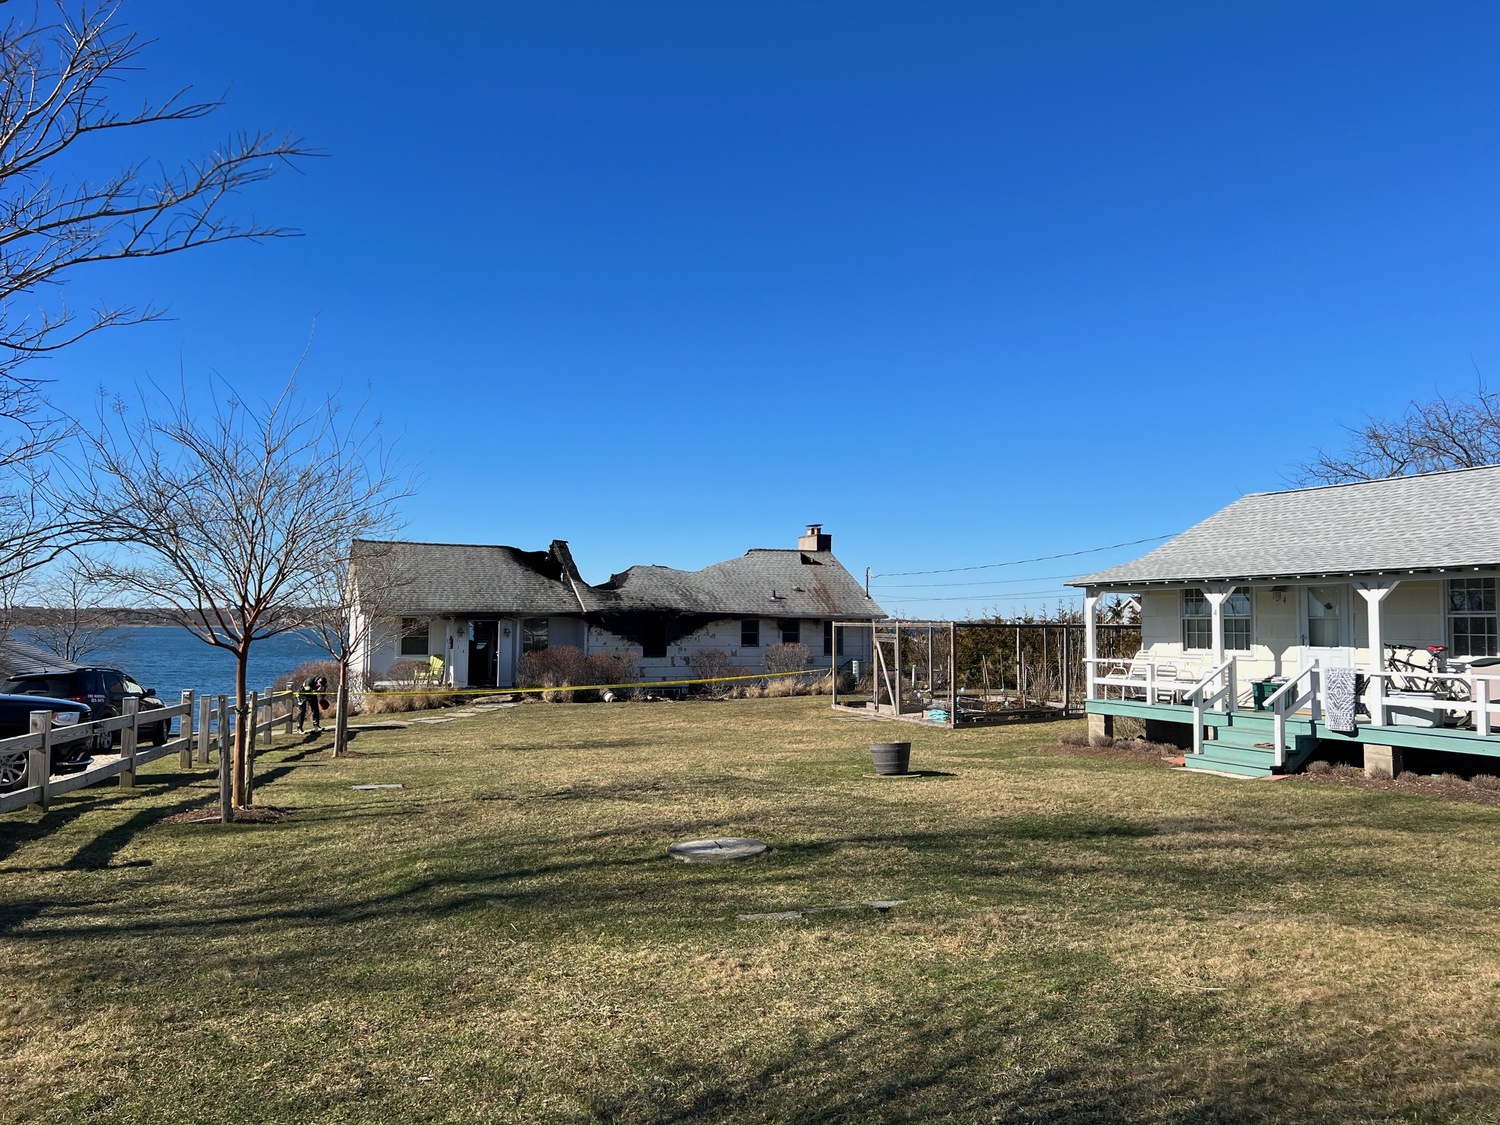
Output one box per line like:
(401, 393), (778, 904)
(1299, 584), (1355, 671)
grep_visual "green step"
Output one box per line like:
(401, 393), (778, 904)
(1184, 754), (1273, 778)
(1199, 740), (1279, 767)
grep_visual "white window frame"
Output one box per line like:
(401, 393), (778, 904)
(1181, 588), (1251, 653)
(1447, 576), (1498, 657)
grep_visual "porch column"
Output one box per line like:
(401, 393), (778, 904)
(1355, 580), (1399, 726)
(1197, 585), (1232, 663)
(1084, 592), (1099, 700)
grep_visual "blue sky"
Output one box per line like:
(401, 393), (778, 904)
(36, 1), (1500, 618)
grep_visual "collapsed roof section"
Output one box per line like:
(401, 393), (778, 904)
(351, 526), (884, 621)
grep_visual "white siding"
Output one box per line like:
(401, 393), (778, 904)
(586, 617), (874, 683)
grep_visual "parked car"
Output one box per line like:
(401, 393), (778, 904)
(0, 694), (94, 791)
(0, 667), (171, 747)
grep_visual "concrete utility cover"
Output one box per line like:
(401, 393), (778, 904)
(667, 837), (769, 863)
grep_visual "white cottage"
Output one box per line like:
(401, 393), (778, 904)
(1070, 466), (1500, 777)
(349, 525), (882, 690)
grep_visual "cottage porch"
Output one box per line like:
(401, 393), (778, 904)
(1085, 654), (1500, 778)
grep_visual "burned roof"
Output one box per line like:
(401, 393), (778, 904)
(593, 549), (878, 618)
(352, 538), (883, 620)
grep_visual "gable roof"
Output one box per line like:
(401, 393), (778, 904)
(353, 538), (884, 620)
(1072, 465), (1500, 588)
(350, 540), (587, 616)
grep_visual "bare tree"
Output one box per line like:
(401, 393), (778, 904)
(304, 539), (411, 758)
(1298, 385), (1500, 484)
(75, 375), (406, 815)
(14, 551), (118, 661)
(0, 2), (310, 582)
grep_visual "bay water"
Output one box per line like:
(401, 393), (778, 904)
(12, 627), (329, 704)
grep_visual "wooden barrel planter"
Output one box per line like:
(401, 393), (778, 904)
(869, 741), (911, 775)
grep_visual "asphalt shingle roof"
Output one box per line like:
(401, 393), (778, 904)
(594, 550), (879, 618)
(351, 540), (586, 616)
(1072, 465), (1500, 588)
(353, 539), (884, 619)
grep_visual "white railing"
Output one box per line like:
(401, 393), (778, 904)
(1184, 659), (1237, 755)
(1086, 657), (1195, 704)
(1266, 665), (1320, 768)
(1362, 669), (1497, 734)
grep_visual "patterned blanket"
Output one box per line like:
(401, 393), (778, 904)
(1324, 666), (1358, 734)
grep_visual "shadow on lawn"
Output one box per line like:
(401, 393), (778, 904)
(585, 989), (1452, 1123)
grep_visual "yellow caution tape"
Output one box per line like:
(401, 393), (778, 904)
(338, 668), (828, 698)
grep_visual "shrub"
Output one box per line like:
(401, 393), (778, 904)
(691, 648), (735, 696)
(362, 659), (461, 714)
(584, 651), (638, 700)
(1473, 774), (1500, 791)
(1305, 759), (1333, 776)
(764, 642), (812, 674)
(518, 645), (589, 702)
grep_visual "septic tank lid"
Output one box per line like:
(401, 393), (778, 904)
(666, 837), (769, 863)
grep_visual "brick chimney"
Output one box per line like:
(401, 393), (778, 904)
(798, 523), (831, 552)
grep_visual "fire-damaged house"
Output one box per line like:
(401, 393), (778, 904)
(348, 525), (884, 689)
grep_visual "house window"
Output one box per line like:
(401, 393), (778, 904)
(522, 617), (549, 653)
(1182, 589), (1251, 652)
(741, 619), (759, 648)
(641, 621), (668, 659)
(779, 619), (800, 645)
(1448, 577), (1497, 656)
(823, 620), (832, 656)
(400, 617), (428, 657)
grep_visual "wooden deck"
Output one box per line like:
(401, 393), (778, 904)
(1087, 698), (1500, 778)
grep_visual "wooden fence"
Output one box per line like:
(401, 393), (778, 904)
(0, 689), (298, 818)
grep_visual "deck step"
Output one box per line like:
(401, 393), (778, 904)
(1183, 754), (1274, 779)
(1199, 740), (1279, 767)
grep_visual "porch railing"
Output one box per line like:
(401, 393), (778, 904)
(1266, 664), (1320, 768)
(1184, 659), (1237, 756)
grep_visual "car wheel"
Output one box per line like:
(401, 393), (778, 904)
(0, 748), (27, 791)
(151, 722), (169, 746)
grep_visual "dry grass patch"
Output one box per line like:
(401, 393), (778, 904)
(2, 698), (1500, 1121)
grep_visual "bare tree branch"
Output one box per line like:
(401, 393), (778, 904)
(1296, 385), (1500, 485)
(0, 2), (313, 585)
(74, 374), (411, 809)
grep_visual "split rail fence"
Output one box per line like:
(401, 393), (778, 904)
(0, 689), (301, 819)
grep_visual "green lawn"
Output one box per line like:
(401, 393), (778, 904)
(3, 696), (1499, 1123)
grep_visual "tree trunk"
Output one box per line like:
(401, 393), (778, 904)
(334, 657), (350, 758)
(233, 647), (250, 809)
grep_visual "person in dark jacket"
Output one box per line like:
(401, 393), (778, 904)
(296, 675), (328, 732)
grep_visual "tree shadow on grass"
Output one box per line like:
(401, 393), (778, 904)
(584, 988), (1460, 1124)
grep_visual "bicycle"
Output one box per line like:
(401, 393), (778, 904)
(1382, 642), (1473, 727)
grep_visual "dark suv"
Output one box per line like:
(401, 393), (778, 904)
(0, 694), (94, 790)
(0, 667), (171, 747)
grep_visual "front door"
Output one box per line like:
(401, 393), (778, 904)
(1299, 584), (1355, 671)
(468, 620), (498, 688)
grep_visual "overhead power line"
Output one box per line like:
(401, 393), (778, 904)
(871, 534), (1175, 579)
(872, 569), (1081, 591)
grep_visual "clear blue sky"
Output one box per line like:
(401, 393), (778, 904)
(37, 1), (1500, 619)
